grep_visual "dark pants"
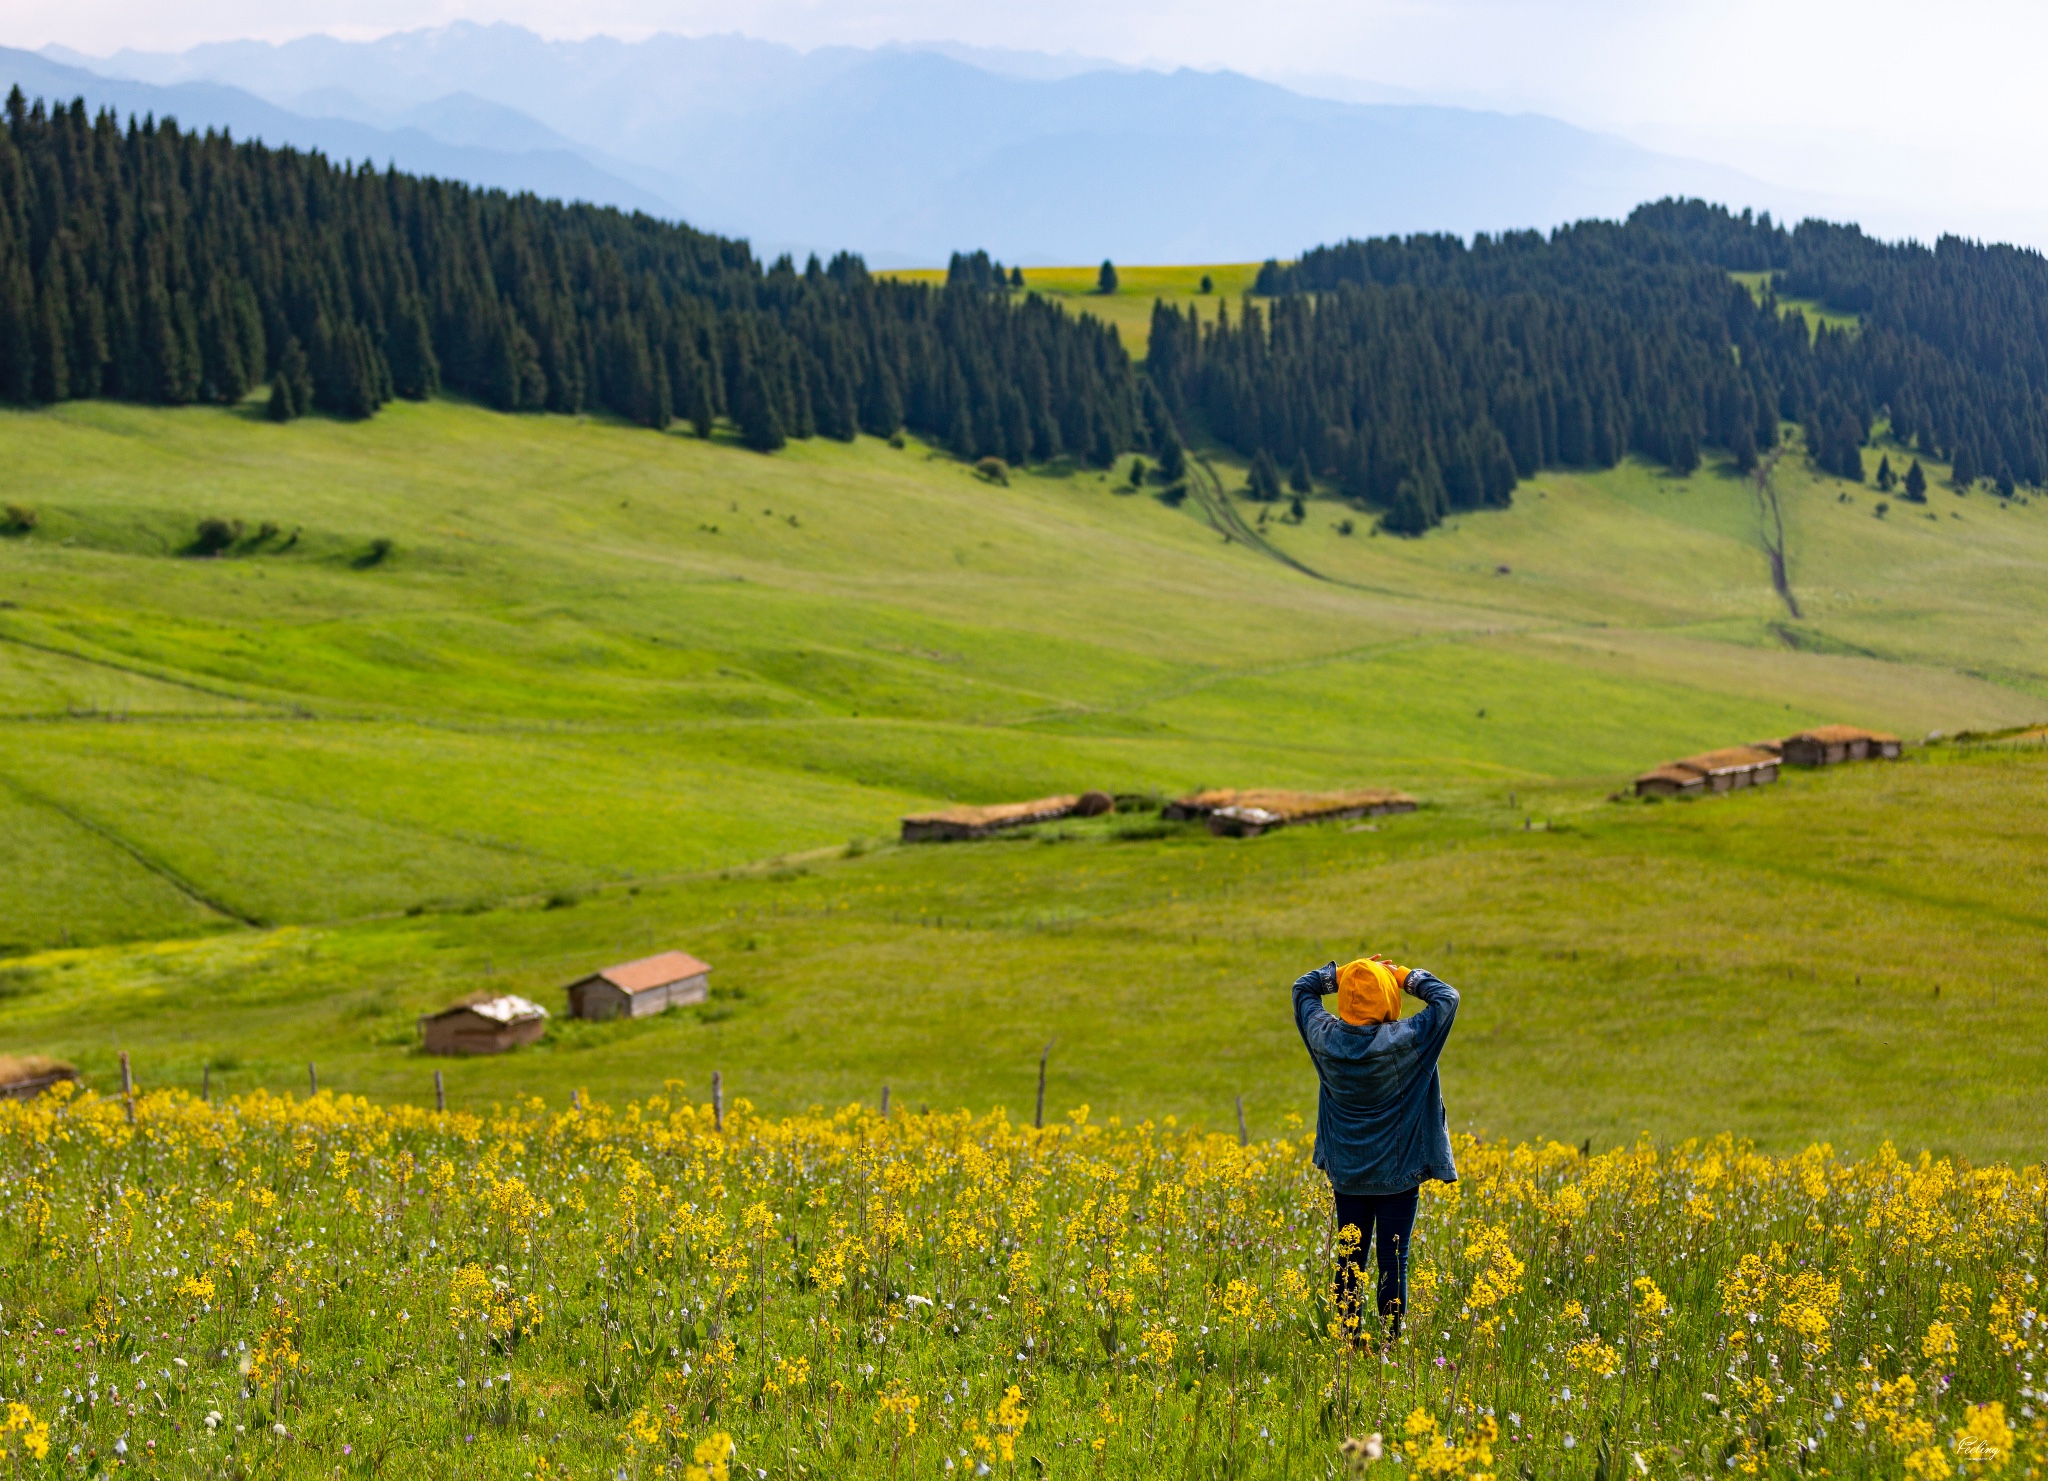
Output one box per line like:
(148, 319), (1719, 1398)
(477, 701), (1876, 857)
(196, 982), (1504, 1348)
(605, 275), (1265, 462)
(1332, 1186), (1419, 1336)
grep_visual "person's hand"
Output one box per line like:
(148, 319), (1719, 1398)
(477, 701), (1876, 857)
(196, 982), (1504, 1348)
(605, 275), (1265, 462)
(1369, 954), (1413, 990)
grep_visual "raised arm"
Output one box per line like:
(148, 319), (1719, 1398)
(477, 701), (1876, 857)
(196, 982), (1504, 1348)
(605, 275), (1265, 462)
(1293, 962), (1340, 1043)
(1393, 968), (1460, 1050)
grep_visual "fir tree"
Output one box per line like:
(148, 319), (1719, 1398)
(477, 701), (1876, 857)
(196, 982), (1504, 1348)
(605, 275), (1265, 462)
(735, 363), (786, 452)
(1199, 274), (1214, 295)
(1096, 260), (1118, 296)
(1952, 444), (1976, 490)
(1731, 419), (1757, 473)
(1875, 455), (1894, 491)
(1903, 459), (1927, 502)
(1247, 449), (1282, 502)
(1158, 437), (1186, 483)
(1669, 429), (1700, 477)
(1128, 455), (1147, 486)
(1288, 450), (1313, 494)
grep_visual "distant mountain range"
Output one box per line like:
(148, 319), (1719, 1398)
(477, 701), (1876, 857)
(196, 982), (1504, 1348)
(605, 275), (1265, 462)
(12, 25), (1814, 266)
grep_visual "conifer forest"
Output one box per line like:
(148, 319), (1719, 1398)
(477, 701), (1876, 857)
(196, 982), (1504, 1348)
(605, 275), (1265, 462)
(5, 92), (2048, 534)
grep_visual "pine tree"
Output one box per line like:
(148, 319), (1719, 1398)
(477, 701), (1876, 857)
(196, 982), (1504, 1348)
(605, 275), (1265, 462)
(1199, 274), (1214, 295)
(1904, 459), (1927, 502)
(1288, 450), (1313, 494)
(735, 363), (786, 452)
(1158, 437), (1186, 483)
(1097, 260), (1118, 296)
(1009, 267), (1024, 289)
(1952, 444), (1976, 491)
(1247, 449), (1282, 502)
(1875, 455), (1894, 491)
(1128, 455), (1147, 486)
(1669, 429), (1700, 477)
(1731, 420), (1757, 473)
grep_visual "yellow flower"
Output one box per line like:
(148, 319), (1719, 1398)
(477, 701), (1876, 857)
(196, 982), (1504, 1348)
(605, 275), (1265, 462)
(1955, 1401), (2013, 1473)
(993, 1385), (1030, 1462)
(1566, 1338), (1621, 1378)
(877, 1383), (921, 1436)
(0, 1402), (50, 1462)
(684, 1432), (734, 1481)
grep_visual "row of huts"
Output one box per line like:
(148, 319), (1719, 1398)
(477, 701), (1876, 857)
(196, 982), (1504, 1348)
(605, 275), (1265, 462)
(0, 950), (720, 1094)
(418, 948), (712, 1055)
(1633, 724), (1902, 798)
(901, 785), (1419, 842)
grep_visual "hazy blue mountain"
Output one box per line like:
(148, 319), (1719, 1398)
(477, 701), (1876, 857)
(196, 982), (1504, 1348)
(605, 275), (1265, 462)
(36, 25), (1802, 265)
(1, 48), (678, 218)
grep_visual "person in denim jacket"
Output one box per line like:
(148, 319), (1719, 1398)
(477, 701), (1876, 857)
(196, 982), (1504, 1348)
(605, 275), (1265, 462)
(1292, 955), (1459, 1339)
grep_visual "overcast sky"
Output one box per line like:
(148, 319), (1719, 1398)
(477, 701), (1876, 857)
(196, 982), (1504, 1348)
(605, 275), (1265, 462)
(9, 0), (2045, 246)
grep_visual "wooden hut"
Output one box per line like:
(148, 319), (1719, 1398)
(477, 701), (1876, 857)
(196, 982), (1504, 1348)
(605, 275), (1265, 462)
(901, 793), (1103, 843)
(1632, 763), (1707, 798)
(1779, 725), (1902, 766)
(1634, 745), (1780, 798)
(418, 994), (549, 1056)
(564, 950), (711, 1020)
(1688, 745), (1782, 792)
(0, 1054), (78, 1101)
(1165, 787), (1418, 836)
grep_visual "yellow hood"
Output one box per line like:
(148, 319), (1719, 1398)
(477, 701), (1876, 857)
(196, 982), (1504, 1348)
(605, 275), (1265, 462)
(1336, 958), (1403, 1026)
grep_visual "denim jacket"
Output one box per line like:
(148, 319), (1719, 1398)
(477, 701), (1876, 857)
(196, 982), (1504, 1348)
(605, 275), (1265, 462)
(1292, 962), (1460, 1197)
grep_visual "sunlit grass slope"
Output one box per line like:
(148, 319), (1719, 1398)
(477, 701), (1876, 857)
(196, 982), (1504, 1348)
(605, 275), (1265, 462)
(3, 397), (2042, 952)
(884, 262), (1265, 356)
(3, 741), (2044, 1161)
(0, 395), (2043, 1159)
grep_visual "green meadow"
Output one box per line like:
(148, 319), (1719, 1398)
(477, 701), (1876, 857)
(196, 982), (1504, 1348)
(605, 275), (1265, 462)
(1, 388), (2044, 1159)
(886, 261), (1266, 355)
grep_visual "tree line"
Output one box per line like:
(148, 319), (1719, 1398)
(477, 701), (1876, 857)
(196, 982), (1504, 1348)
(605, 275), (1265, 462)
(1236, 200), (2048, 525)
(0, 92), (1142, 465)
(6, 88), (2048, 535)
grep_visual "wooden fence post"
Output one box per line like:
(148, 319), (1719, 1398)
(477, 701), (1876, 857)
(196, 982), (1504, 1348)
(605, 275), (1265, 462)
(434, 1069), (445, 1112)
(880, 1084), (890, 1119)
(1236, 1094), (1248, 1147)
(308, 1062), (318, 1097)
(120, 1050), (134, 1126)
(201, 1065), (210, 1104)
(1034, 1042), (1052, 1130)
(712, 1070), (724, 1132)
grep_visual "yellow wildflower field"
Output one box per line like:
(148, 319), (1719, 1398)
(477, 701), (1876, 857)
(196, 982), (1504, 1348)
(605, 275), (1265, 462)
(0, 1082), (2042, 1478)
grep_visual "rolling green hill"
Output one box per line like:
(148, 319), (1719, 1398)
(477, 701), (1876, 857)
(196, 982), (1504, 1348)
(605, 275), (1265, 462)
(0, 395), (2043, 1156)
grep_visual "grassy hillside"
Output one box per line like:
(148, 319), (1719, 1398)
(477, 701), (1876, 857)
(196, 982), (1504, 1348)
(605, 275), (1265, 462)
(0, 395), (2043, 1156)
(885, 261), (1265, 355)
